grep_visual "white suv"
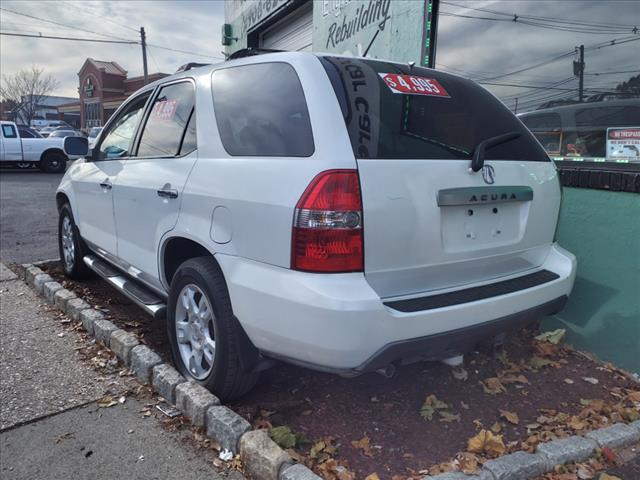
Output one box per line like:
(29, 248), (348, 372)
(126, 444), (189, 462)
(56, 52), (576, 400)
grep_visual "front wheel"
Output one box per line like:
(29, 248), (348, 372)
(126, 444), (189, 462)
(40, 152), (67, 173)
(167, 257), (259, 401)
(58, 204), (92, 279)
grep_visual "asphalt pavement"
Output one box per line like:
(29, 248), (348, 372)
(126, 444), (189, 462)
(0, 169), (63, 264)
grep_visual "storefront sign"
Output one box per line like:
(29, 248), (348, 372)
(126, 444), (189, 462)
(226, 0), (289, 37)
(607, 127), (640, 162)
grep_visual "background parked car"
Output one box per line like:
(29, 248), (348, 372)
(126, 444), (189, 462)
(48, 129), (84, 138)
(88, 127), (102, 149)
(38, 126), (56, 137)
(17, 126), (43, 139)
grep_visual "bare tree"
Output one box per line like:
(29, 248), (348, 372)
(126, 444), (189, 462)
(0, 66), (59, 125)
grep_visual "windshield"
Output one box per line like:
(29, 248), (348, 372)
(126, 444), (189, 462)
(89, 128), (101, 138)
(320, 56), (549, 162)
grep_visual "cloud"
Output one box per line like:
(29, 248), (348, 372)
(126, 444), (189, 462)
(0, 0), (225, 97)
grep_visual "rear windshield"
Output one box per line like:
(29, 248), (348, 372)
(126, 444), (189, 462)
(320, 56), (549, 162)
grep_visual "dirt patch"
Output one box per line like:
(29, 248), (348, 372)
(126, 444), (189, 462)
(38, 261), (640, 479)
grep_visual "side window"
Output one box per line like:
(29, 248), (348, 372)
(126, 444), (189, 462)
(2, 124), (17, 138)
(97, 93), (150, 160)
(137, 82), (195, 158)
(179, 109), (197, 156)
(19, 129), (35, 138)
(212, 63), (314, 157)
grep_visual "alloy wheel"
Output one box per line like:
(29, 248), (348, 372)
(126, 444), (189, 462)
(61, 215), (75, 270)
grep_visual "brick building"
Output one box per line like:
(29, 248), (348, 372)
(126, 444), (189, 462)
(57, 58), (168, 130)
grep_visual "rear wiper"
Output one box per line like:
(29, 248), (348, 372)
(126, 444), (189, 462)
(470, 131), (521, 172)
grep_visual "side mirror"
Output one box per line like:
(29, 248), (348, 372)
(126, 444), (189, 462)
(63, 136), (89, 157)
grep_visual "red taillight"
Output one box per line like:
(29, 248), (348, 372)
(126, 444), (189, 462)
(292, 170), (363, 273)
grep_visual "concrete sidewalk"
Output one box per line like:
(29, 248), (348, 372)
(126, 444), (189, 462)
(0, 261), (235, 480)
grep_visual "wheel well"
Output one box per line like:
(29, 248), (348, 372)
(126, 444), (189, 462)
(162, 237), (215, 286)
(40, 148), (67, 161)
(56, 192), (70, 212)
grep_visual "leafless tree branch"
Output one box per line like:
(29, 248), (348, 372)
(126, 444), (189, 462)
(0, 66), (60, 125)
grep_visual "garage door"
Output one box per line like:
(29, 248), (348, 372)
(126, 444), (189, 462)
(260, 3), (313, 52)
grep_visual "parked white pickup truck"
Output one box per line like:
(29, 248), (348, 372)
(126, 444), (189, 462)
(1, 120), (78, 172)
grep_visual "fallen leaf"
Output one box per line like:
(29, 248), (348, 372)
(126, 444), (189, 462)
(501, 374), (529, 385)
(490, 421), (503, 433)
(500, 410), (520, 425)
(97, 395), (117, 408)
(530, 356), (555, 369)
(420, 394), (449, 421)
(583, 377), (599, 385)
(467, 429), (506, 457)
(482, 377), (506, 395)
(569, 416), (586, 431)
(564, 378), (575, 384)
(438, 411), (461, 423)
(364, 474), (380, 480)
(457, 452), (480, 474)
(598, 474), (621, 480)
(270, 426), (297, 449)
(351, 436), (373, 457)
(601, 447), (617, 464)
(535, 328), (566, 344)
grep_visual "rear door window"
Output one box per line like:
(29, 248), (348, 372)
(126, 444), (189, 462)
(212, 62), (314, 157)
(136, 81), (196, 158)
(321, 56), (549, 162)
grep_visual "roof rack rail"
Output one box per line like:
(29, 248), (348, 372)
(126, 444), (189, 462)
(175, 62), (211, 73)
(227, 48), (285, 60)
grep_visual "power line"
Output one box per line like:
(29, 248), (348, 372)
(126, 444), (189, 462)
(480, 80), (579, 91)
(146, 42), (224, 60)
(0, 6), (137, 42)
(0, 32), (138, 44)
(585, 70), (640, 76)
(441, 1), (637, 30)
(58, 0), (140, 33)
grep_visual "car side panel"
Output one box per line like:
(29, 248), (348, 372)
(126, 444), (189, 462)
(172, 54), (357, 276)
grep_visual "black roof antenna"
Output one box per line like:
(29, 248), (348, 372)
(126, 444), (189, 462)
(175, 62), (210, 73)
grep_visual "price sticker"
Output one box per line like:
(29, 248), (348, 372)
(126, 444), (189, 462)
(379, 73), (450, 98)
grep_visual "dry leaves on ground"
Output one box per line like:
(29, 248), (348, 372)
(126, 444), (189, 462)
(351, 436), (374, 457)
(466, 429), (506, 457)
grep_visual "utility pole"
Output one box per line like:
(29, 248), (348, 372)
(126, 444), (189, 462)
(140, 27), (149, 84)
(573, 44), (585, 102)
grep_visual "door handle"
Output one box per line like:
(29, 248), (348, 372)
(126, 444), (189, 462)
(157, 188), (178, 199)
(99, 180), (112, 190)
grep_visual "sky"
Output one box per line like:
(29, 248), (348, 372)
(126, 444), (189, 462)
(0, 0), (638, 113)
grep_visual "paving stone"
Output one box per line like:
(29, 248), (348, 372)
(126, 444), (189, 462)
(23, 265), (42, 285)
(130, 345), (162, 384)
(65, 297), (91, 321)
(482, 451), (547, 480)
(53, 288), (76, 311)
(80, 309), (103, 335)
(630, 420), (640, 435)
(152, 364), (186, 404)
(32, 274), (53, 294)
(536, 435), (597, 468)
(585, 423), (640, 449)
(280, 463), (323, 480)
(423, 474), (481, 480)
(43, 281), (63, 303)
(109, 329), (139, 365)
(175, 381), (219, 427)
(93, 319), (118, 347)
(240, 429), (291, 480)
(206, 405), (251, 454)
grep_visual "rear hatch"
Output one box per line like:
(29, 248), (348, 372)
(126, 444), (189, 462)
(320, 56), (561, 299)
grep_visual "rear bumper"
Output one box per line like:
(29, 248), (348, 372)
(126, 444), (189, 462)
(216, 243), (576, 373)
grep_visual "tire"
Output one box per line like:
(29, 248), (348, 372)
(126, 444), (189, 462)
(167, 257), (259, 401)
(58, 203), (92, 279)
(39, 152), (67, 173)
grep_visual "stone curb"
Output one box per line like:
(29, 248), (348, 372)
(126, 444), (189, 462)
(29, 263), (639, 480)
(20, 262), (302, 479)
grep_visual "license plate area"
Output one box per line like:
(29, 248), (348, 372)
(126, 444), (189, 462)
(440, 202), (528, 252)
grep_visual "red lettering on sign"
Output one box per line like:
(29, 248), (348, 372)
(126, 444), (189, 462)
(379, 73), (450, 97)
(151, 99), (178, 121)
(608, 128), (640, 139)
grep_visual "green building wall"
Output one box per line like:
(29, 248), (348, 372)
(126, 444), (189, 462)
(544, 187), (640, 373)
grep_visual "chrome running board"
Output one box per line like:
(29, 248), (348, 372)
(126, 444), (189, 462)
(83, 255), (166, 320)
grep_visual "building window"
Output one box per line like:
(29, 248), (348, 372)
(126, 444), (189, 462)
(84, 102), (101, 128)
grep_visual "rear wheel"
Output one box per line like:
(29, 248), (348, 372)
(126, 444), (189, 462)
(167, 257), (259, 401)
(58, 204), (92, 279)
(39, 152), (67, 173)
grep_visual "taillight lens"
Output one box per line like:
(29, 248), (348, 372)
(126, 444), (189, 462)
(292, 170), (363, 273)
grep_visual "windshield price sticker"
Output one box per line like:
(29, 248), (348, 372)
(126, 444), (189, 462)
(151, 99), (178, 121)
(379, 73), (450, 97)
